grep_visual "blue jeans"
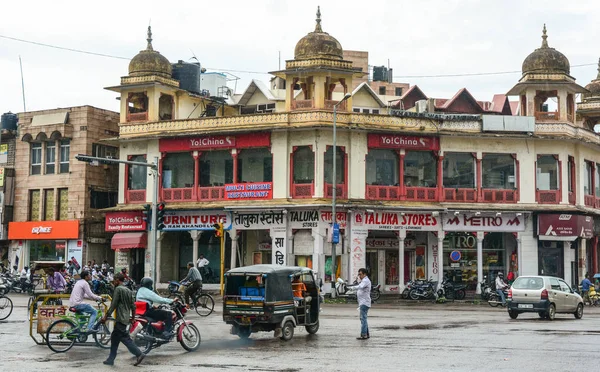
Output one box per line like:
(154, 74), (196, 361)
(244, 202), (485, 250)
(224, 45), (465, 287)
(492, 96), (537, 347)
(359, 305), (370, 336)
(74, 304), (97, 331)
(497, 289), (506, 305)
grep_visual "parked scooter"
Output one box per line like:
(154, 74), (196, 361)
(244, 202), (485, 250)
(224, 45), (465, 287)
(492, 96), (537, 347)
(437, 276), (467, 300)
(409, 277), (437, 300)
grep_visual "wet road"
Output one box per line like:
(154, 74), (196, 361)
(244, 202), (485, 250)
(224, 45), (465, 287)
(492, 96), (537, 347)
(0, 293), (598, 371)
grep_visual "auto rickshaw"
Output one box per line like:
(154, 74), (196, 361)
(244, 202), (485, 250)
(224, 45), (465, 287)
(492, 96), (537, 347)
(223, 265), (320, 341)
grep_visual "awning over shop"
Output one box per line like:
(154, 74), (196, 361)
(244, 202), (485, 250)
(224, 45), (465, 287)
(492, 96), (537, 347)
(111, 232), (147, 250)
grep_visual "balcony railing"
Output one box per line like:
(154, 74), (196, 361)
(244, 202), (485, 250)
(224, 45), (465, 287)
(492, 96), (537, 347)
(198, 186), (225, 201)
(162, 187), (194, 202)
(366, 185), (400, 200)
(126, 189), (146, 204)
(291, 99), (314, 110)
(291, 183), (314, 198)
(568, 191), (576, 205)
(405, 187), (437, 201)
(127, 111), (148, 122)
(324, 100), (347, 111)
(535, 111), (559, 121)
(325, 183), (347, 199)
(443, 188), (478, 202)
(584, 194), (595, 208)
(536, 190), (560, 204)
(481, 189), (518, 203)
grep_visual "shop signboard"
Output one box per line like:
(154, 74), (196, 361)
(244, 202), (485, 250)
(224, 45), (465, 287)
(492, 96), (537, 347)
(0, 167), (4, 187)
(233, 211), (285, 230)
(443, 213), (525, 232)
(353, 211), (439, 231)
(537, 214), (594, 240)
(105, 211), (146, 232)
(367, 133), (440, 151)
(161, 211), (232, 231)
(288, 210), (348, 229)
(224, 182), (273, 200)
(0, 144), (7, 163)
(159, 132), (270, 152)
(365, 238), (417, 249)
(37, 306), (68, 334)
(8, 220), (80, 240)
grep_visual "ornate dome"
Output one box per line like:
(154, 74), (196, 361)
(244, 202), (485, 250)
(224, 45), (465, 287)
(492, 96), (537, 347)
(522, 25), (570, 75)
(294, 7), (343, 61)
(128, 27), (172, 78)
(583, 59), (600, 100)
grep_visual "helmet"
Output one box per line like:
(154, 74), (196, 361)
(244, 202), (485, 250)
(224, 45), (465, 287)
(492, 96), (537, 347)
(121, 268), (127, 273)
(498, 272), (504, 277)
(140, 277), (153, 290)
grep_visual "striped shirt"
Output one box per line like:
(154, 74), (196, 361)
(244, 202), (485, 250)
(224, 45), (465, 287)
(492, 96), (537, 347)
(184, 266), (202, 283)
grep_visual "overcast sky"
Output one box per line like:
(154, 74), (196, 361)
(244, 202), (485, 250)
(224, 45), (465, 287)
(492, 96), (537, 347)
(1, 0), (599, 115)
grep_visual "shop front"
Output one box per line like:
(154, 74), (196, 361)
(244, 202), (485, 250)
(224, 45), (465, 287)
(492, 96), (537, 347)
(106, 211), (148, 282)
(231, 210), (286, 269)
(8, 220), (80, 269)
(537, 213), (594, 286)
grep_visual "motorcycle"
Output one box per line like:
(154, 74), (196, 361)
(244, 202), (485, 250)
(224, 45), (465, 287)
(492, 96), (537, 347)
(408, 278), (437, 300)
(335, 277), (381, 303)
(437, 277), (467, 300)
(488, 289), (509, 307)
(131, 300), (201, 353)
(480, 276), (493, 301)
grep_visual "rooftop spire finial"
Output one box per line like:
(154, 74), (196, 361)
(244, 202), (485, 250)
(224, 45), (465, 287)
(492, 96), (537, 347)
(541, 24), (548, 48)
(314, 6), (322, 33)
(146, 25), (153, 51)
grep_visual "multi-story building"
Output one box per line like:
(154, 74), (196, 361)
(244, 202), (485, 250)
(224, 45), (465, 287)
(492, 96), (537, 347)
(106, 12), (599, 293)
(9, 106), (119, 271)
(0, 112), (18, 267)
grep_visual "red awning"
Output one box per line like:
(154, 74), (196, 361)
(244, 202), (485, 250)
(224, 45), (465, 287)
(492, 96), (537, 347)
(111, 232), (147, 250)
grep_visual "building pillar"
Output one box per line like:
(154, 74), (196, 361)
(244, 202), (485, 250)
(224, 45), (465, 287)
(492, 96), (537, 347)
(287, 231), (295, 266)
(229, 229), (238, 269)
(476, 231), (484, 294)
(579, 238), (587, 283)
(398, 230), (406, 292)
(377, 249), (385, 290)
(437, 233), (445, 289)
(312, 228), (323, 279)
(189, 230), (201, 266)
(593, 236), (598, 275)
(270, 228), (287, 266)
(156, 232), (164, 284)
(349, 224), (367, 282)
(516, 233), (523, 277)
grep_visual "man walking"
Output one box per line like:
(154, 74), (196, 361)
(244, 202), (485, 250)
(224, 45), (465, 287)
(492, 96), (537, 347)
(581, 273), (592, 305)
(354, 268), (371, 340)
(101, 272), (145, 366)
(182, 262), (202, 306)
(69, 270), (103, 332)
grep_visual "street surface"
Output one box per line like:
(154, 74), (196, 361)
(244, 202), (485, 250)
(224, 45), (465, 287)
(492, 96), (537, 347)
(0, 293), (598, 371)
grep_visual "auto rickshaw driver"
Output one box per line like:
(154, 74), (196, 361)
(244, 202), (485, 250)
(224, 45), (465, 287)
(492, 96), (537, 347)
(292, 276), (307, 300)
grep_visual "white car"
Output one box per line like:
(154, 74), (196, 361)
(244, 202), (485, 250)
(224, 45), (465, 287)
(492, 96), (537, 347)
(507, 276), (583, 320)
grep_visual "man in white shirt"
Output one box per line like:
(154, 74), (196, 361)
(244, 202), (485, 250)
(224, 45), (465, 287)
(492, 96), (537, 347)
(196, 254), (209, 269)
(495, 272), (509, 305)
(353, 268), (371, 340)
(69, 270), (103, 332)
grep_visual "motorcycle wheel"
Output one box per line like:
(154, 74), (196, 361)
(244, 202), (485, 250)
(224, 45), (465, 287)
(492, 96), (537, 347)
(179, 323), (201, 351)
(371, 289), (381, 302)
(455, 289), (466, 300)
(488, 294), (500, 307)
(401, 289), (409, 299)
(409, 289), (419, 300)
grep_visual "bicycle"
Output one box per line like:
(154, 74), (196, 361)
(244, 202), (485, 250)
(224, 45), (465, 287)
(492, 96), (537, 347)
(168, 281), (214, 317)
(45, 299), (115, 353)
(0, 294), (13, 320)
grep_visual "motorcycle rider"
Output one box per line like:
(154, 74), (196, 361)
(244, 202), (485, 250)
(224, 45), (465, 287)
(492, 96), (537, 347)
(136, 277), (176, 339)
(495, 272), (509, 305)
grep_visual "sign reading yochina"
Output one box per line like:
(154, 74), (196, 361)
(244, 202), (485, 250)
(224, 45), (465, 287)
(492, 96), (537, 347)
(159, 132), (270, 152)
(353, 211), (439, 231)
(105, 211), (146, 232)
(443, 213), (525, 232)
(161, 211), (232, 231)
(367, 134), (440, 151)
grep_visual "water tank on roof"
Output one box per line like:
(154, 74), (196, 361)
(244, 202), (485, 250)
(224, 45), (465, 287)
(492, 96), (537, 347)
(1, 112), (17, 130)
(373, 66), (388, 82)
(172, 60), (202, 94)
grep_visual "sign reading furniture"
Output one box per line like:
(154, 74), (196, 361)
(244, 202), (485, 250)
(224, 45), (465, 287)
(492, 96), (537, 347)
(8, 220), (80, 240)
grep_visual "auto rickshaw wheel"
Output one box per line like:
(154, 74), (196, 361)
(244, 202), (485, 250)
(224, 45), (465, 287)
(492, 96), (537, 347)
(280, 321), (294, 341)
(305, 320), (319, 334)
(237, 326), (251, 339)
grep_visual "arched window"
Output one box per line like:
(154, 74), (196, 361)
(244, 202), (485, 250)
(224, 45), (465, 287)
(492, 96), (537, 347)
(159, 94), (174, 121)
(162, 153), (194, 188)
(293, 146), (314, 184)
(404, 151), (437, 187)
(238, 148), (272, 183)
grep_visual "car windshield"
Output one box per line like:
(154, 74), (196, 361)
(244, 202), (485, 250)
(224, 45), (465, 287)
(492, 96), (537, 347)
(512, 277), (544, 290)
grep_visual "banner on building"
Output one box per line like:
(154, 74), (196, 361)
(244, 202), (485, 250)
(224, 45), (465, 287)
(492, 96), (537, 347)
(443, 213), (525, 232)
(288, 210), (348, 229)
(105, 211), (146, 232)
(353, 211), (439, 231)
(161, 210), (232, 231)
(224, 182), (273, 200)
(367, 134), (439, 151)
(537, 214), (594, 240)
(233, 211), (285, 230)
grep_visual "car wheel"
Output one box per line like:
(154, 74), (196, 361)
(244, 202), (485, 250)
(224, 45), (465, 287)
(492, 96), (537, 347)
(547, 304), (556, 320)
(280, 320), (294, 341)
(538, 311), (547, 319)
(508, 310), (518, 319)
(574, 303), (583, 319)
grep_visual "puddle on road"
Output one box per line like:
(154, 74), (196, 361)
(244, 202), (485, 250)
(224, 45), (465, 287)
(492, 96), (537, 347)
(376, 321), (470, 331)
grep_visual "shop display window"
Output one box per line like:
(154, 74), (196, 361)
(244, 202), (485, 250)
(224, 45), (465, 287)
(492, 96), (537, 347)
(385, 250), (399, 285)
(324, 256), (341, 282)
(29, 240), (63, 261)
(295, 255), (313, 269)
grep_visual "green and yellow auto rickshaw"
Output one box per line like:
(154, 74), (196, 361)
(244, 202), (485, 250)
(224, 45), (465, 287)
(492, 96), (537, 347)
(223, 265), (320, 341)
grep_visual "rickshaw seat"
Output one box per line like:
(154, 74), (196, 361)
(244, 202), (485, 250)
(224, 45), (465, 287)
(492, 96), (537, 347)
(239, 287), (265, 301)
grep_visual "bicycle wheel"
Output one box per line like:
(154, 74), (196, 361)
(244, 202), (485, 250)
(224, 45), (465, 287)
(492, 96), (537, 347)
(194, 293), (214, 317)
(0, 296), (13, 320)
(93, 317), (115, 349)
(46, 319), (78, 353)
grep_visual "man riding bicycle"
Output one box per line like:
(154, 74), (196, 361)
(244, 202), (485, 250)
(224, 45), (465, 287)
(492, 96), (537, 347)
(136, 277), (176, 339)
(182, 262), (202, 306)
(46, 267), (67, 293)
(69, 270), (104, 333)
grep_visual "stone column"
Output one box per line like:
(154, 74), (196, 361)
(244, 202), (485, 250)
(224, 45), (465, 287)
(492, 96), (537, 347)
(437, 232), (445, 289)
(189, 230), (201, 266)
(398, 230), (406, 292)
(579, 239), (587, 284)
(156, 232), (164, 284)
(229, 229), (238, 269)
(516, 233), (523, 277)
(312, 228), (323, 277)
(349, 228), (367, 282)
(476, 231), (484, 294)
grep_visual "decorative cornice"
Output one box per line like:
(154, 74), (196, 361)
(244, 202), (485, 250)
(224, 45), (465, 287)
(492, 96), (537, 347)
(120, 75), (179, 88)
(285, 58), (353, 70)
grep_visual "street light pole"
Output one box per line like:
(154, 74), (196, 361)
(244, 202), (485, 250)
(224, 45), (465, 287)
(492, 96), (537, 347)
(331, 93), (351, 297)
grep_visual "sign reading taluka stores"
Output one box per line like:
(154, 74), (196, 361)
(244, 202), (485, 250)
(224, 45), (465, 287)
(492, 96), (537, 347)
(105, 211), (146, 232)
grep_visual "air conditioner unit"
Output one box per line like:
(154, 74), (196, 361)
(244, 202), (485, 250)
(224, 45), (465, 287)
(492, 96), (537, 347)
(415, 100), (428, 113)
